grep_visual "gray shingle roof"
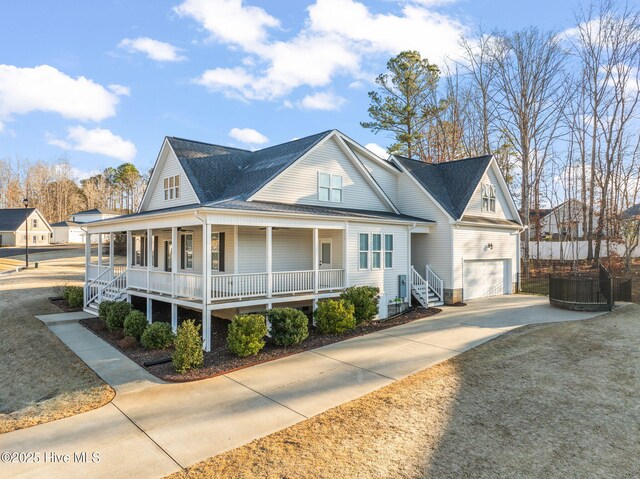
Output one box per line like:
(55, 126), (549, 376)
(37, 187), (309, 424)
(72, 208), (121, 216)
(0, 208), (36, 231)
(394, 155), (493, 220)
(51, 220), (80, 227)
(167, 130), (332, 203)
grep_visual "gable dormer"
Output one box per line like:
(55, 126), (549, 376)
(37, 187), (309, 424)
(140, 139), (200, 212)
(461, 161), (518, 222)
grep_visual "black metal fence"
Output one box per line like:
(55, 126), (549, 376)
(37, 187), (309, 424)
(549, 275), (609, 307)
(599, 264), (614, 310)
(613, 277), (633, 302)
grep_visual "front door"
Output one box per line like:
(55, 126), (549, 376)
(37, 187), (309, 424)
(164, 240), (172, 272)
(319, 239), (332, 270)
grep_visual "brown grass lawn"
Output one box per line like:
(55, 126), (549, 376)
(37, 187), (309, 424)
(168, 304), (640, 479)
(0, 250), (114, 434)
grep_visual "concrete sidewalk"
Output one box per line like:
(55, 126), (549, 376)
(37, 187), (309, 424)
(0, 295), (611, 478)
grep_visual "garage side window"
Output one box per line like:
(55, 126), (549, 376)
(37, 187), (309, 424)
(384, 234), (393, 268)
(359, 233), (369, 269)
(481, 183), (496, 212)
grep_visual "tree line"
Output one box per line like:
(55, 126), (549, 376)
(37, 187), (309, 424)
(362, 0), (640, 270)
(0, 157), (148, 223)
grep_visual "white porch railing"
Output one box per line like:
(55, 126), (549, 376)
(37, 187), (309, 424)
(211, 272), (268, 300)
(411, 265), (429, 308)
(318, 269), (344, 291)
(175, 273), (203, 300)
(273, 270), (314, 295)
(128, 268), (147, 290)
(149, 271), (172, 295)
(425, 265), (444, 301)
(87, 264), (111, 281)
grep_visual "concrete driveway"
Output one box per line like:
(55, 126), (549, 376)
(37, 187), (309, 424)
(0, 295), (610, 478)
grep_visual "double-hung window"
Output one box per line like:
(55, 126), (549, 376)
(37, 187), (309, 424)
(32, 219), (38, 228)
(372, 234), (382, 269)
(481, 183), (496, 212)
(384, 234), (393, 268)
(164, 175), (180, 200)
(359, 233), (369, 269)
(318, 173), (343, 203)
(133, 235), (147, 266)
(211, 232), (225, 272)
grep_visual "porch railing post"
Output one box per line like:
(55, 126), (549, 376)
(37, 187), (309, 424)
(266, 226), (273, 298)
(343, 223), (349, 288)
(146, 228), (152, 292)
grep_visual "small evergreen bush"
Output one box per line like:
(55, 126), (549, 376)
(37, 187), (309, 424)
(227, 314), (267, 357)
(173, 319), (204, 373)
(106, 301), (132, 332)
(267, 308), (309, 346)
(64, 285), (84, 308)
(340, 286), (380, 324)
(141, 322), (175, 349)
(98, 300), (116, 321)
(314, 299), (356, 334)
(123, 310), (148, 340)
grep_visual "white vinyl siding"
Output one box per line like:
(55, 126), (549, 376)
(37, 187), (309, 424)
(352, 149), (398, 204)
(348, 222), (408, 300)
(465, 165), (515, 220)
(145, 146), (199, 211)
(453, 226), (518, 291)
(253, 137), (391, 212)
(395, 173), (453, 287)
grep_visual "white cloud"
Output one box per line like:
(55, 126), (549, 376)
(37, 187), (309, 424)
(108, 84), (131, 96)
(0, 64), (125, 123)
(118, 37), (186, 62)
(365, 142), (388, 159)
(179, 0), (468, 102)
(300, 91), (346, 111)
(49, 126), (137, 161)
(228, 127), (269, 145)
(175, 0), (279, 51)
(70, 166), (100, 181)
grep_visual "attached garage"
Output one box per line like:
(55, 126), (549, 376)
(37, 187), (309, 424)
(463, 259), (512, 301)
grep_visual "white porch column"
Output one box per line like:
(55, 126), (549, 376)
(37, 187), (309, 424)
(146, 298), (153, 324)
(126, 231), (132, 267)
(171, 226), (178, 297)
(84, 232), (91, 282)
(266, 226), (273, 298)
(203, 222), (212, 352)
(146, 228), (152, 292)
(312, 298), (318, 326)
(406, 225), (412, 304)
(313, 228), (319, 294)
(343, 223), (349, 288)
(265, 302), (272, 337)
(97, 233), (103, 266)
(171, 303), (178, 333)
(233, 225), (239, 274)
(109, 232), (114, 269)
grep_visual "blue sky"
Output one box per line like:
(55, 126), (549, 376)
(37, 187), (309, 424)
(0, 0), (584, 178)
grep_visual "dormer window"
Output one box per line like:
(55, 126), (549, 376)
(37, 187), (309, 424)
(481, 183), (496, 212)
(164, 175), (180, 200)
(318, 173), (343, 203)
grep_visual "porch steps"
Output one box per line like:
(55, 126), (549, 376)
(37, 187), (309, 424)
(410, 265), (444, 308)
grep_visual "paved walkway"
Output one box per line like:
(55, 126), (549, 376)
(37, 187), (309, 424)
(1, 295), (613, 478)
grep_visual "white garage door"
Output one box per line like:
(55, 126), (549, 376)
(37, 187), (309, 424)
(463, 259), (511, 301)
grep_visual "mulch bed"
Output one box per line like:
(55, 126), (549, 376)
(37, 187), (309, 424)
(49, 296), (83, 312)
(80, 307), (441, 382)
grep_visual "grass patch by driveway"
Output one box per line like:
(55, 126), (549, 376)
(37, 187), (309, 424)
(0, 253), (114, 433)
(167, 304), (640, 479)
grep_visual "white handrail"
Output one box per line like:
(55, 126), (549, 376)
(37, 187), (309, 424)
(425, 265), (444, 301)
(411, 265), (429, 307)
(84, 266), (114, 307)
(99, 270), (127, 303)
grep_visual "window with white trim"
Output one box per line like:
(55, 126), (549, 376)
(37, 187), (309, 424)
(164, 175), (180, 200)
(481, 183), (496, 212)
(372, 234), (382, 269)
(359, 233), (369, 269)
(384, 234), (393, 268)
(318, 173), (343, 203)
(211, 232), (225, 272)
(181, 233), (193, 270)
(32, 218), (38, 228)
(133, 235), (147, 266)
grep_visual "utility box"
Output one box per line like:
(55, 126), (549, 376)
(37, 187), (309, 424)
(398, 274), (407, 299)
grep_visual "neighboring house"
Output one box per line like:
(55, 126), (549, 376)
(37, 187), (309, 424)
(52, 209), (121, 244)
(0, 208), (52, 247)
(82, 130), (522, 351)
(529, 200), (592, 240)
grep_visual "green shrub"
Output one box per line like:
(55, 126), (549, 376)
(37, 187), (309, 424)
(267, 308), (309, 346)
(106, 301), (132, 332)
(173, 320), (204, 374)
(98, 300), (116, 321)
(64, 285), (84, 308)
(340, 286), (380, 324)
(314, 299), (356, 335)
(141, 322), (175, 349)
(123, 310), (148, 340)
(227, 314), (267, 357)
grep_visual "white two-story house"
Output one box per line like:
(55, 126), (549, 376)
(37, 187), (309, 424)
(83, 130), (522, 351)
